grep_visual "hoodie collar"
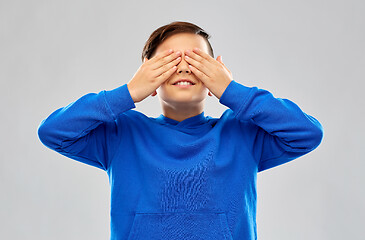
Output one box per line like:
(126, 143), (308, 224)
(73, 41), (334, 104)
(155, 111), (208, 128)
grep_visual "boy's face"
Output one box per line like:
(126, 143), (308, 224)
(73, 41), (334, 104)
(149, 33), (212, 106)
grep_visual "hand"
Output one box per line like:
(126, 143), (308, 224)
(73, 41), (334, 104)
(184, 48), (233, 99)
(127, 49), (181, 103)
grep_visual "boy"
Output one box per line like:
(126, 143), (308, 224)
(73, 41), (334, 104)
(38, 21), (324, 240)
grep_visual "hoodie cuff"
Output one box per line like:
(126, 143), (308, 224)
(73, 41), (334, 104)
(103, 83), (136, 120)
(219, 80), (254, 113)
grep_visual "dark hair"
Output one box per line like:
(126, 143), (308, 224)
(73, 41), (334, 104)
(141, 21), (214, 62)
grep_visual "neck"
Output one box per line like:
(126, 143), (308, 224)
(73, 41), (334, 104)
(160, 102), (204, 122)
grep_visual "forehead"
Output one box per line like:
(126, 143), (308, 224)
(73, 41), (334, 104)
(155, 33), (209, 53)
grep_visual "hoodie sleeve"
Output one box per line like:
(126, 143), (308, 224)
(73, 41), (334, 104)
(219, 80), (324, 172)
(37, 83), (136, 171)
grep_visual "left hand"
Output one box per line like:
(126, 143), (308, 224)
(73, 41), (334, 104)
(184, 47), (233, 99)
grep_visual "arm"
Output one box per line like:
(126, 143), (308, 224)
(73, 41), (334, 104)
(219, 80), (324, 172)
(37, 83), (136, 171)
(38, 49), (181, 171)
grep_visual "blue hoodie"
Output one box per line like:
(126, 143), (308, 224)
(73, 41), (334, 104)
(37, 80), (323, 240)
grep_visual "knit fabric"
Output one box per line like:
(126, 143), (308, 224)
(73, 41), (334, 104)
(38, 80), (323, 240)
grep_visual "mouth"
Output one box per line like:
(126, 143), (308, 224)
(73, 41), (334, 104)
(173, 83), (194, 88)
(172, 79), (196, 87)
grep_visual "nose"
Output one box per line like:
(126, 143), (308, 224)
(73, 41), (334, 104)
(176, 52), (191, 74)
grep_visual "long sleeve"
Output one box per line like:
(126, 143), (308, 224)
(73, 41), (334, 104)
(219, 80), (324, 172)
(37, 83), (136, 171)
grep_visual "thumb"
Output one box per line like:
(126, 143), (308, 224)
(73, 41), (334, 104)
(217, 56), (231, 75)
(217, 55), (224, 64)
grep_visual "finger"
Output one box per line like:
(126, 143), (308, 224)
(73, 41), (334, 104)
(154, 56), (181, 77)
(151, 49), (180, 70)
(149, 49), (174, 66)
(217, 56), (223, 64)
(185, 48), (215, 77)
(185, 49), (205, 63)
(188, 64), (209, 83)
(217, 56), (232, 74)
(219, 56), (227, 68)
(192, 47), (215, 63)
(185, 54), (212, 78)
(156, 64), (178, 83)
(153, 50), (181, 71)
(216, 56), (227, 69)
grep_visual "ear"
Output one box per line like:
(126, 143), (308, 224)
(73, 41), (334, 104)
(144, 57), (148, 63)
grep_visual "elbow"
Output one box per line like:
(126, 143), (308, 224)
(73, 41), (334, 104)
(303, 113), (324, 151)
(37, 119), (49, 146)
(289, 121), (324, 153)
(307, 122), (324, 151)
(37, 119), (56, 149)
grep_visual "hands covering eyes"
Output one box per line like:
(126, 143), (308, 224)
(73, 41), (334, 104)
(183, 48), (233, 99)
(127, 48), (233, 103)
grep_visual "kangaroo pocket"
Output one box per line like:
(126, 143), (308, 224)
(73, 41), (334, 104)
(127, 211), (233, 240)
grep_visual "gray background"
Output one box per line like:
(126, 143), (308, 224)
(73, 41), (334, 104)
(1, 0), (364, 239)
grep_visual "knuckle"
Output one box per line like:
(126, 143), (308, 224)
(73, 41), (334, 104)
(160, 72), (167, 79)
(160, 58), (167, 65)
(160, 70), (167, 76)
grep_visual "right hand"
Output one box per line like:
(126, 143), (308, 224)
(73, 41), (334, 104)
(127, 49), (182, 103)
